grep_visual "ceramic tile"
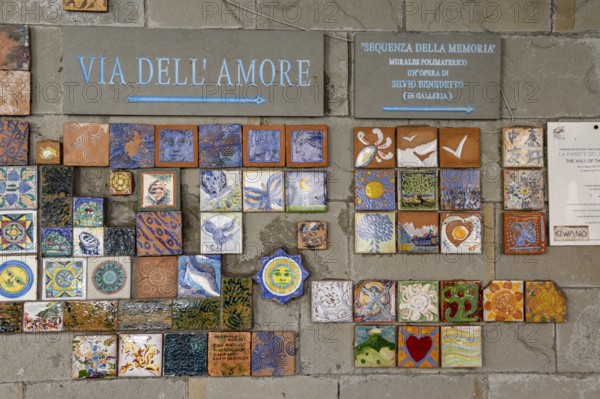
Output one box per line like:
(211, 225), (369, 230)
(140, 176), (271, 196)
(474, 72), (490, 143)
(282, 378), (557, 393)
(525, 281), (567, 323)
(354, 127), (395, 168)
(200, 170), (242, 212)
(397, 326), (440, 368)
(109, 170), (133, 196)
(251, 331), (296, 376)
(164, 332), (208, 377)
(73, 197), (104, 227)
(397, 281), (439, 322)
(440, 212), (482, 254)
(0, 120), (28, 166)
(73, 227), (104, 257)
(483, 280), (524, 322)
(311, 280), (353, 323)
(118, 300), (172, 331)
(503, 169), (545, 210)
(286, 125), (328, 167)
(198, 124), (242, 168)
(104, 227), (136, 257)
(64, 301), (118, 331)
(109, 123), (154, 168)
(0, 256), (37, 301)
(42, 258), (86, 300)
(242, 125), (285, 167)
(440, 280), (482, 323)
(118, 334), (163, 377)
(255, 248), (309, 304)
(0, 302), (22, 333)
(502, 127), (544, 167)
(354, 170), (396, 211)
(397, 212), (439, 253)
(200, 212), (242, 254)
(0, 71), (30, 115)
(41, 228), (73, 257)
(207, 331), (251, 376)
(440, 169), (481, 210)
(0, 210), (36, 254)
(87, 257), (131, 300)
(354, 325), (397, 368)
(439, 127), (480, 168)
(286, 170), (327, 212)
(41, 197), (73, 228)
(354, 280), (396, 323)
(354, 212), (396, 254)
(242, 169), (284, 212)
(0, 25), (29, 70)
(172, 298), (221, 330)
(177, 255), (221, 298)
(0, 166), (37, 210)
(35, 140), (61, 164)
(136, 211), (183, 256)
(72, 335), (117, 379)
(503, 212), (547, 254)
(63, 123), (110, 167)
(23, 301), (63, 332)
(138, 168), (180, 211)
(398, 170), (438, 211)
(135, 256), (178, 299)
(440, 326), (482, 368)
(222, 277), (252, 331)
(297, 221), (328, 250)
(397, 127), (438, 167)
(64, 0), (108, 12)
(40, 166), (74, 197)
(155, 125), (198, 167)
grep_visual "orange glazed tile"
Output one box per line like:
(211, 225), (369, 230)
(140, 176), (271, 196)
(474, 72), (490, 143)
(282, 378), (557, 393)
(207, 332), (251, 376)
(483, 280), (524, 322)
(525, 281), (567, 323)
(63, 123), (110, 166)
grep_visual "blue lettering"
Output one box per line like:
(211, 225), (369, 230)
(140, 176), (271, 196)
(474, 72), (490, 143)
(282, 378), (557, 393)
(173, 58), (188, 86)
(137, 57), (154, 85)
(236, 59), (256, 86)
(279, 59), (292, 86)
(77, 56), (94, 85)
(259, 59), (276, 86)
(109, 57), (126, 84)
(157, 58), (170, 85)
(298, 60), (311, 87)
(191, 58), (206, 86)
(217, 59), (233, 86)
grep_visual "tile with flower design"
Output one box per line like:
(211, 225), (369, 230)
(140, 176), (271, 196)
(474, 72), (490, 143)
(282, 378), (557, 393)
(23, 301), (63, 332)
(0, 302), (22, 333)
(87, 257), (131, 300)
(72, 335), (117, 380)
(0, 210), (37, 254)
(172, 299), (221, 330)
(64, 301), (118, 331)
(42, 258), (86, 300)
(354, 127), (395, 168)
(41, 228), (73, 257)
(397, 212), (439, 254)
(118, 334), (163, 377)
(440, 280), (482, 323)
(286, 170), (327, 212)
(63, 123), (110, 167)
(503, 127), (544, 167)
(397, 326), (439, 368)
(311, 280), (353, 323)
(0, 25), (30, 70)
(73, 197), (104, 227)
(440, 326), (482, 368)
(242, 170), (284, 212)
(36, 140), (61, 165)
(355, 212), (396, 254)
(0, 256), (37, 301)
(397, 281), (439, 322)
(118, 300), (172, 331)
(104, 227), (136, 257)
(73, 227), (104, 257)
(397, 127), (438, 167)
(354, 280), (396, 323)
(41, 166), (74, 197)
(503, 212), (546, 254)
(109, 171), (133, 196)
(398, 170), (438, 211)
(164, 332), (208, 377)
(109, 123), (154, 168)
(297, 221), (327, 250)
(440, 169), (481, 210)
(251, 331), (295, 376)
(199, 124), (242, 168)
(41, 198), (72, 228)
(208, 331), (251, 376)
(503, 169), (544, 210)
(483, 280), (524, 322)
(0, 166), (36, 210)
(525, 281), (567, 323)
(440, 212), (482, 254)
(354, 170), (395, 211)
(200, 170), (242, 212)
(135, 256), (178, 299)
(0, 120), (28, 166)
(439, 128), (480, 168)
(0, 71), (30, 115)
(354, 325), (397, 368)
(136, 211), (183, 256)
(64, 0), (108, 12)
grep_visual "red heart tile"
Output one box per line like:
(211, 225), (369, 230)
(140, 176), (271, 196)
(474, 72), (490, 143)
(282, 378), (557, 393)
(406, 335), (433, 362)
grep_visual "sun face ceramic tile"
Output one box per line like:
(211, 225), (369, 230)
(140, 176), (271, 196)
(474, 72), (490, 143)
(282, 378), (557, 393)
(163, 332), (208, 377)
(64, 0), (108, 12)
(503, 169), (545, 210)
(354, 325), (397, 368)
(242, 169), (284, 212)
(0, 211), (36, 254)
(109, 170), (133, 196)
(503, 212), (547, 254)
(0, 166), (37, 210)
(200, 170), (242, 212)
(0, 25), (30, 70)
(441, 326), (482, 368)
(36, 140), (61, 165)
(222, 277), (252, 331)
(136, 211), (183, 257)
(255, 248), (309, 305)
(286, 170), (327, 212)
(354, 280), (396, 323)
(0, 71), (30, 115)
(243, 125), (285, 167)
(297, 221), (328, 250)
(104, 227), (136, 257)
(73, 197), (104, 227)
(440, 212), (482, 254)
(0, 120), (28, 166)
(64, 301), (118, 331)
(354, 127), (395, 168)
(286, 125), (328, 167)
(0, 256), (37, 301)
(440, 169), (481, 210)
(355, 212), (396, 254)
(354, 170), (395, 211)
(155, 125), (198, 168)
(251, 331), (296, 376)
(42, 258), (86, 300)
(172, 298), (221, 330)
(311, 280), (353, 323)
(73, 227), (104, 257)
(139, 168), (180, 211)
(118, 334), (163, 377)
(396, 127), (438, 167)
(41, 198), (72, 228)
(118, 301), (172, 331)
(503, 127), (544, 167)
(41, 166), (74, 197)
(439, 127), (480, 168)
(109, 123), (154, 169)
(397, 326), (440, 368)
(440, 280), (482, 323)
(198, 124), (242, 168)
(483, 280), (524, 322)
(200, 212), (242, 254)
(397, 212), (439, 253)
(397, 281), (439, 322)
(72, 335), (117, 380)
(398, 170), (438, 211)
(63, 123), (110, 167)
(177, 255), (221, 298)
(525, 281), (567, 323)
(208, 331), (251, 376)
(87, 257), (131, 300)
(41, 228), (73, 257)
(23, 301), (63, 332)
(0, 302), (22, 333)
(135, 256), (178, 299)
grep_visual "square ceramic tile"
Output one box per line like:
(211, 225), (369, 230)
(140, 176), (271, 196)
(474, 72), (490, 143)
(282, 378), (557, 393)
(73, 227), (104, 257)
(118, 334), (163, 377)
(73, 197), (104, 227)
(525, 281), (567, 323)
(285, 170), (327, 212)
(178, 255), (221, 298)
(354, 212), (396, 254)
(397, 212), (439, 253)
(397, 326), (440, 368)
(118, 301), (172, 331)
(0, 302), (22, 333)
(198, 124), (242, 168)
(311, 280), (353, 323)
(354, 280), (396, 323)
(0, 256), (37, 301)
(164, 332), (208, 377)
(354, 325), (397, 368)
(483, 280), (524, 322)
(297, 221), (328, 250)
(87, 257), (132, 300)
(251, 331), (296, 376)
(40, 166), (74, 197)
(135, 256), (178, 299)
(0, 166), (37, 210)
(0, 210), (36, 254)
(41, 197), (73, 228)
(440, 169), (481, 210)
(222, 277), (252, 331)
(503, 127), (544, 167)
(440, 280), (482, 322)
(155, 125), (198, 167)
(35, 140), (61, 164)
(398, 170), (438, 211)
(64, 0), (108, 11)
(72, 335), (117, 379)
(200, 212), (243, 254)
(439, 127), (480, 168)
(503, 169), (545, 210)
(63, 123), (110, 167)
(440, 212), (482, 254)
(0, 71), (30, 115)
(0, 120), (28, 166)
(397, 281), (439, 322)
(64, 301), (118, 331)
(23, 301), (63, 332)
(136, 211), (183, 256)
(441, 326), (482, 368)
(243, 125), (285, 167)
(109, 123), (154, 168)
(354, 170), (395, 211)
(286, 125), (328, 167)
(207, 332), (251, 376)
(242, 169), (284, 212)
(397, 127), (438, 167)
(104, 227), (136, 257)
(138, 168), (180, 211)
(0, 25), (29, 70)
(354, 127), (395, 168)
(200, 170), (242, 212)
(503, 212), (547, 254)
(109, 170), (133, 196)
(41, 228), (73, 257)
(42, 258), (86, 300)
(172, 298), (221, 330)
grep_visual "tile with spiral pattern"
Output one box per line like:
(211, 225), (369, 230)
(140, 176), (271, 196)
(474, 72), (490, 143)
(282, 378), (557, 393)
(163, 332), (208, 377)
(136, 211), (183, 256)
(0, 120), (28, 165)
(63, 123), (110, 167)
(251, 331), (295, 376)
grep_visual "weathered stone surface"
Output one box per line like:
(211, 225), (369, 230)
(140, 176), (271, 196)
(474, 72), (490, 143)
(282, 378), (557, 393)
(30, 26), (61, 115)
(148, 0), (254, 28)
(201, 376), (337, 399)
(25, 379), (187, 399)
(253, 288), (301, 332)
(488, 374), (600, 399)
(0, 384), (21, 399)
(555, 0), (600, 32)
(325, 33), (349, 116)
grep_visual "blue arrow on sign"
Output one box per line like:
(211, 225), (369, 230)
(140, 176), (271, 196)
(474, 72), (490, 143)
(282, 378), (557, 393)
(126, 95), (267, 106)
(382, 104), (475, 115)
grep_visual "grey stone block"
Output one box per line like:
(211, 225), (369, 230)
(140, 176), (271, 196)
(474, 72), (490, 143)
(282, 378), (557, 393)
(0, 384), (21, 399)
(30, 26), (62, 115)
(555, 0), (600, 32)
(325, 33), (349, 116)
(488, 374), (600, 399)
(201, 376), (338, 399)
(24, 379), (188, 399)
(148, 0), (254, 28)
(253, 286), (301, 331)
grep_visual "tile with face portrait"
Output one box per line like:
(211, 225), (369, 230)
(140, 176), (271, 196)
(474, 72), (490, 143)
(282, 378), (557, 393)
(139, 169), (180, 211)
(155, 125), (198, 167)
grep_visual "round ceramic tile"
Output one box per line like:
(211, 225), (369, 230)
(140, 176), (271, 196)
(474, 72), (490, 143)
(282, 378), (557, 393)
(0, 259), (34, 299)
(92, 260), (127, 295)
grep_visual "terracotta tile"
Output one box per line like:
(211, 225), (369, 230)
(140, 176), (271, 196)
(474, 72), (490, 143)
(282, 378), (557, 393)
(525, 281), (567, 323)
(285, 125), (328, 167)
(63, 123), (110, 167)
(251, 331), (296, 376)
(135, 256), (178, 299)
(35, 140), (61, 165)
(354, 127), (395, 168)
(397, 326), (439, 368)
(0, 71), (30, 115)
(136, 211), (183, 256)
(0, 120), (28, 165)
(207, 331), (251, 376)
(503, 212), (547, 254)
(108, 170), (133, 196)
(64, 0), (108, 12)
(397, 127), (438, 167)
(439, 127), (480, 168)
(397, 212), (439, 254)
(483, 280), (524, 322)
(63, 301), (118, 331)
(354, 280), (396, 323)
(440, 280), (482, 322)
(297, 221), (328, 250)
(0, 25), (30, 70)
(354, 325), (396, 368)
(155, 125), (198, 168)
(242, 125), (285, 167)
(440, 326), (482, 368)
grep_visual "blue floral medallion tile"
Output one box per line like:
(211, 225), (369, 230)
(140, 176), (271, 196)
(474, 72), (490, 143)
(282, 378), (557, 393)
(0, 166), (37, 210)
(73, 197), (104, 227)
(285, 171), (327, 212)
(109, 123), (154, 168)
(41, 228), (73, 257)
(178, 255), (221, 298)
(354, 170), (395, 211)
(199, 124), (242, 168)
(42, 258), (86, 300)
(163, 332), (208, 377)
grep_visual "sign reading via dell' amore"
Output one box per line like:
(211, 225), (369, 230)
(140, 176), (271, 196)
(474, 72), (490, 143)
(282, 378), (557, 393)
(62, 27), (324, 116)
(354, 33), (501, 119)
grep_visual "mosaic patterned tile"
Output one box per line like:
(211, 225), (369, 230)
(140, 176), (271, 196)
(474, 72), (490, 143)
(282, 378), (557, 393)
(440, 280), (482, 323)
(104, 227), (136, 257)
(64, 0), (108, 12)
(397, 127), (438, 167)
(87, 257), (131, 300)
(40, 166), (74, 197)
(222, 277), (252, 331)
(354, 280), (396, 323)
(108, 170), (133, 196)
(155, 125), (198, 168)
(139, 168), (180, 211)
(397, 326), (440, 368)
(503, 212), (547, 254)
(23, 301), (63, 332)
(397, 212), (439, 254)
(0, 210), (36, 254)
(251, 331), (296, 376)
(354, 325), (397, 368)
(440, 169), (481, 210)
(441, 326), (482, 368)
(163, 332), (208, 377)
(198, 124), (242, 168)
(72, 335), (117, 380)
(118, 300), (172, 331)
(207, 331), (251, 376)
(0, 256), (37, 301)
(0, 120), (28, 166)
(35, 140), (61, 165)
(354, 170), (395, 211)
(397, 281), (439, 322)
(73, 227), (104, 257)
(73, 197), (104, 227)
(297, 221), (328, 250)
(355, 212), (396, 254)
(200, 170), (242, 212)
(242, 169), (284, 212)
(439, 127), (480, 168)
(136, 211), (183, 256)
(172, 298), (221, 330)
(42, 258), (86, 300)
(503, 127), (544, 167)
(109, 123), (154, 169)
(0, 25), (30, 70)
(0, 302), (22, 333)
(178, 255), (221, 298)
(0, 71), (30, 115)
(525, 281), (567, 323)
(286, 125), (328, 167)
(41, 228), (73, 257)
(135, 256), (178, 299)
(255, 248), (309, 305)
(243, 125), (285, 167)
(63, 123), (110, 167)
(354, 127), (395, 168)
(200, 212), (242, 255)
(483, 280), (524, 322)
(503, 169), (545, 210)
(311, 280), (353, 323)
(118, 334), (163, 377)
(64, 301), (118, 331)
(286, 170), (327, 212)
(398, 170), (438, 211)
(0, 166), (37, 210)
(440, 212), (482, 254)
(41, 197), (72, 228)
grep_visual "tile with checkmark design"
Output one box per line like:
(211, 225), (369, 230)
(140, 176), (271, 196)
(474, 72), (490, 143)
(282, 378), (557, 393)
(439, 128), (480, 168)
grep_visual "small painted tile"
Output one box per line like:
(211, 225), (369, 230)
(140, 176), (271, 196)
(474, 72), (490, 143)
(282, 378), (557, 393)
(41, 197), (72, 228)
(198, 124), (242, 168)
(440, 212), (482, 254)
(286, 170), (327, 212)
(0, 71), (30, 115)
(208, 331), (251, 376)
(35, 140), (61, 164)
(72, 335), (117, 380)
(503, 127), (544, 167)
(243, 125), (285, 167)
(397, 326), (440, 368)
(41, 228), (73, 257)
(397, 212), (439, 254)
(0, 210), (36, 254)
(200, 212), (242, 254)
(251, 331), (296, 376)
(503, 169), (545, 210)
(73, 197), (104, 227)
(242, 169), (284, 212)
(354, 280), (396, 323)
(525, 281), (567, 323)
(63, 123), (110, 167)
(503, 212), (547, 254)
(136, 211), (183, 256)
(138, 168), (180, 211)
(40, 166), (74, 197)
(286, 125), (328, 167)
(118, 334), (163, 377)
(354, 170), (395, 211)
(0, 25), (30, 70)
(440, 280), (482, 322)
(297, 221), (327, 250)
(135, 256), (178, 299)
(354, 212), (396, 254)
(398, 170), (438, 211)
(483, 280), (524, 322)
(0, 166), (37, 210)
(64, 301), (118, 331)
(222, 277), (252, 331)
(441, 326), (482, 368)
(104, 226), (136, 257)
(354, 127), (395, 168)
(172, 298), (221, 330)
(354, 325), (397, 368)
(155, 125), (198, 168)
(42, 258), (86, 300)
(164, 332), (208, 377)
(311, 280), (353, 323)
(109, 170), (133, 195)
(0, 120), (28, 165)
(255, 248), (309, 305)
(397, 281), (439, 322)
(0, 256), (37, 301)
(178, 255), (221, 298)
(109, 123), (154, 168)
(0, 302), (22, 333)
(200, 170), (242, 212)
(440, 169), (481, 210)
(397, 127), (438, 167)
(23, 301), (63, 332)
(64, 0), (108, 12)
(87, 257), (131, 300)
(439, 128), (480, 168)
(73, 227), (104, 257)
(118, 300), (172, 331)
